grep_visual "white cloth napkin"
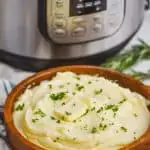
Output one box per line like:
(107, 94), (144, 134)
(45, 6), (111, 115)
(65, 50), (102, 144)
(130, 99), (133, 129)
(0, 80), (14, 150)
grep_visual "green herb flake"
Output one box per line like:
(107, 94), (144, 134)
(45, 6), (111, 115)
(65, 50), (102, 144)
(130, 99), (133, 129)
(94, 89), (103, 95)
(59, 85), (65, 88)
(99, 123), (107, 131)
(74, 76), (80, 80)
(91, 107), (96, 111)
(133, 113), (138, 117)
(65, 111), (72, 116)
(49, 84), (52, 89)
(105, 104), (114, 110)
(120, 126), (128, 132)
(32, 118), (39, 123)
(34, 109), (46, 117)
(72, 92), (76, 96)
(119, 98), (127, 105)
(91, 127), (97, 134)
(97, 107), (103, 113)
(56, 120), (61, 123)
(15, 103), (25, 111)
(105, 104), (119, 112)
(50, 92), (66, 101)
(76, 84), (84, 91)
(112, 106), (119, 112)
(88, 81), (92, 84)
(113, 113), (117, 118)
(73, 137), (76, 141)
(82, 109), (89, 117)
(101, 117), (104, 121)
(51, 116), (56, 120)
(62, 102), (66, 106)
(72, 103), (76, 107)
(53, 140), (57, 143)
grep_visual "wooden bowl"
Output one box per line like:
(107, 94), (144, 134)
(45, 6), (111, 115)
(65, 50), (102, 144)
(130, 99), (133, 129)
(4, 65), (150, 150)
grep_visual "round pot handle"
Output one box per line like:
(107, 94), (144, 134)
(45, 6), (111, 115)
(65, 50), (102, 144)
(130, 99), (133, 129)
(145, 0), (150, 11)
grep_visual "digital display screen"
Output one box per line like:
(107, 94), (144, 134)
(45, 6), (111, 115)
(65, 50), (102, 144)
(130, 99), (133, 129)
(70, 0), (107, 16)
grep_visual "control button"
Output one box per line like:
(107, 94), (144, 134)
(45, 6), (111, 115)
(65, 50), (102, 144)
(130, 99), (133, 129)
(56, 0), (64, 8)
(94, 0), (101, 6)
(93, 16), (102, 23)
(76, 3), (84, 9)
(73, 17), (84, 24)
(85, 2), (93, 8)
(72, 27), (86, 37)
(93, 24), (102, 32)
(55, 13), (65, 18)
(53, 19), (66, 28)
(76, 10), (83, 15)
(95, 6), (101, 11)
(54, 29), (66, 37)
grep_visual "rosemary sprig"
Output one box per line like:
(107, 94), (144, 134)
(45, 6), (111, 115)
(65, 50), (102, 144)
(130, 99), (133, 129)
(128, 70), (150, 81)
(101, 39), (150, 81)
(102, 39), (150, 72)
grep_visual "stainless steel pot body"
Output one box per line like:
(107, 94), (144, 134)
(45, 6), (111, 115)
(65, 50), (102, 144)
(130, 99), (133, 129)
(0, 0), (144, 59)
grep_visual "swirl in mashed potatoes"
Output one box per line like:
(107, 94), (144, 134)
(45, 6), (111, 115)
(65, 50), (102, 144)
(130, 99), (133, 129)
(13, 72), (150, 150)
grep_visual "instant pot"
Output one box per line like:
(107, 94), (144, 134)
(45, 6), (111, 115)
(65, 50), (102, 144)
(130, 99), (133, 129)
(0, 0), (146, 71)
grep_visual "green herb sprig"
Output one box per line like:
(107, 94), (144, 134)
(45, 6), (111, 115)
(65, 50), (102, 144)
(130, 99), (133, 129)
(102, 39), (150, 81)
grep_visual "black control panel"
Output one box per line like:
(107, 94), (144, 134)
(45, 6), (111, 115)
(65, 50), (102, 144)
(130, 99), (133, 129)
(70, 0), (107, 16)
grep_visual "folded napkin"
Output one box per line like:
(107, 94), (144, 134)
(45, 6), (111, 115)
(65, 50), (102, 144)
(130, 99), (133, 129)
(0, 80), (14, 150)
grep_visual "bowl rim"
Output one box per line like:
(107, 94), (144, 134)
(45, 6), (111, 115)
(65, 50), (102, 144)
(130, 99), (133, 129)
(4, 65), (150, 150)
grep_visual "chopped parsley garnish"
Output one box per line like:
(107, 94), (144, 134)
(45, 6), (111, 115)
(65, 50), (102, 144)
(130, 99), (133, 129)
(101, 117), (104, 121)
(99, 123), (107, 131)
(94, 89), (103, 95)
(34, 109), (46, 117)
(61, 116), (65, 120)
(72, 103), (76, 107)
(74, 76), (80, 80)
(49, 84), (52, 89)
(62, 102), (66, 106)
(113, 113), (117, 118)
(56, 120), (61, 123)
(91, 127), (97, 133)
(76, 84), (84, 91)
(50, 116), (56, 120)
(15, 103), (25, 111)
(50, 92), (66, 101)
(91, 107), (96, 111)
(120, 126), (128, 132)
(105, 104), (119, 112)
(73, 137), (77, 141)
(32, 118), (39, 123)
(59, 85), (65, 88)
(116, 130), (119, 133)
(81, 109), (89, 117)
(72, 92), (76, 96)
(88, 81), (92, 84)
(133, 113), (138, 117)
(119, 98), (127, 104)
(65, 111), (72, 116)
(96, 107), (103, 113)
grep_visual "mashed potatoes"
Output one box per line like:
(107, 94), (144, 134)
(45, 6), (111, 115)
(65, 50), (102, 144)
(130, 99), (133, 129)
(13, 72), (150, 150)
